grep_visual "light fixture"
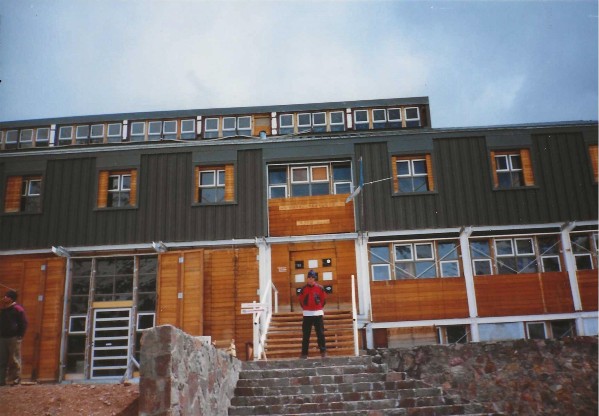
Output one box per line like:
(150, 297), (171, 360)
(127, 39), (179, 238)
(152, 241), (168, 253)
(51, 246), (71, 258)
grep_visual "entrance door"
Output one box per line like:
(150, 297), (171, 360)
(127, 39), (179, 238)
(91, 308), (132, 379)
(289, 249), (339, 311)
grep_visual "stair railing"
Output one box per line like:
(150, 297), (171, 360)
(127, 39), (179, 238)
(351, 274), (359, 356)
(253, 280), (278, 360)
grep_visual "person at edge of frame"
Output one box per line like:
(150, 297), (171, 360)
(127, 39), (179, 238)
(297, 270), (327, 359)
(0, 289), (28, 386)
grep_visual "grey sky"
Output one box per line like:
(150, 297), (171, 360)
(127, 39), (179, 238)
(0, 0), (597, 127)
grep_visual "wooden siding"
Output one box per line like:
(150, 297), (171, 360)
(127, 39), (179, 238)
(589, 144), (598, 182)
(268, 194), (355, 237)
(0, 255), (66, 382)
(4, 175), (21, 212)
(271, 240), (357, 312)
(475, 272), (574, 317)
(577, 269), (598, 311)
(370, 278), (469, 322)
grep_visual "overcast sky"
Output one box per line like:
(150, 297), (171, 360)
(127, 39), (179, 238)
(0, 0), (597, 127)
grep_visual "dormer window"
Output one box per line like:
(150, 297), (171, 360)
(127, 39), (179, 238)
(19, 129), (33, 148)
(330, 111), (345, 132)
(279, 114), (294, 135)
(130, 122), (145, 142)
(405, 107), (421, 127)
(180, 119), (196, 140)
(76, 125), (90, 145)
(354, 110), (369, 130)
(204, 118), (219, 139)
(90, 124), (105, 143)
(107, 123), (122, 143)
(297, 113), (311, 131)
(59, 126), (73, 145)
(148, 121), (162, 141)
(387, 108), (402, 128)
(312, 112), (326, 133)
(372, 109), (387, 129)
(163, 121), (177, 139)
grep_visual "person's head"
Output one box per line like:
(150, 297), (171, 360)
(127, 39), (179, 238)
(4, 290), (17, 302)
(307, 270), (317, 285)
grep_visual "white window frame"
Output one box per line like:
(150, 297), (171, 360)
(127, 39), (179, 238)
(148, 121), (162, 136)
(20, 129), (33, 143)
(76, 125), (89, 140)
(136, 312), (156, 331)
(107, 123), (122, 138)
(354, 109), (369, 126)
(473, 258), (493, 276)
(387, 108), (402, 122)
(279, 114), (294, 128)
(269, 184), (287, 199)
(495, 154), (522, 175)
(372, 108), (387, 123)
(397, 158), (429, 192)
(329, 111), (345, 128)
(440, 260), (460, 277)
(205, 118), (219, 133)
(199, 169), (225, 188)
(312, 112), (326, 128)
(69, 315), (88, 334)
(394, 244), (414, 262)
(5, 130), (18, 144)
(35, 128), (50, 143)
(24, 178), (42, 196)
(310, 165), (329, 183)
(163, 120), (177, 135)
(414, 243), (434, 260)
(515, 238), (535, 255)
(297, 113), (312, 129)
(404, 107), (420, 124)
(59, 126), (73, 141)
(541, 255), (561, 272)
(180, 119), (196, 134)
(130, 122), (146, 139)
(495, 239), (515, 257)
(237, 116), (252, 132)
(90, 124), (105, 139)
(526, 321), (547, 339)
(334, 181), (352, 194)
(291, 167), (310, 184)
(222, 117), (237, 133)
(371, 264), (391, 281)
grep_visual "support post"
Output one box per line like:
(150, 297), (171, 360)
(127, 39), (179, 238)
(459, 226), (480, 342)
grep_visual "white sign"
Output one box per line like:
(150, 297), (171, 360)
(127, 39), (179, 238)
(241, 307), (266, 314)
(241, 303), (266, 309)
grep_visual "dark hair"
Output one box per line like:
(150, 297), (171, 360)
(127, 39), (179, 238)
(5, 290), (17, 301)
(307, 270), (317, 278)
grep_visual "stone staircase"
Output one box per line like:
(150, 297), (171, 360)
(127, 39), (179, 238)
(264, 310), (355, 359)
(228, 356), (501, 416)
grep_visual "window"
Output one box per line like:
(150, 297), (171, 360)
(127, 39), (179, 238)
(538, 236), (561, 272)
(90, 124), (105, 144)
(329, 111), (345, 132)
(97, 169), (137, 208)
(526, 322), (546, 339)
(470, 240), (493, 276)
(491, 149), (534, 189)
(148, 121), (162, 141)
(279, 114), (294, 135)
(571, 233), (597, 270)
(204, 118), (219, 138)
(369, 240), (460, 281)
(392, 155), (434, 193)
(4, 130), (18, 148)
(130, 122), (145, 142)
(267, 161), (353, 198)
(107, 123), (122, 143)
(58, 126), (73, 145)
(312, 112), (326, 132)
(222, 116), (252, 137)
(297, 113), (311, 130)
(404, 107), (421, 127)
(35, 128), (50, 147)
(195, 165), (234, 204)
(180, 119), (196, 140)
(551, 320), (576, 339)
(372, 109), (387, 129)
(438, 326), (469, 344)
(479, 322), (525, 341)
(495, 238), (537, 274)
(19, 129), (33, 147)
(163, 121), (177, 139)
(387, 108), (402, 128)
(76, 125), (90, 144)
(4, 175), (42, 213)
(354, 110), (369, 130)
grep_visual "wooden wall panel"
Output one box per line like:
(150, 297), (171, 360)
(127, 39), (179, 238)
(157, 253), (180, 326)
(182, 250), (203, 336)
(475, 272), (575, 317)
(370, 278), (469, 322)
(577, 269), (598, 311)
(20, 260), (44, 380)
(268, 194), (355, 236)
(3, 176), (22, 212)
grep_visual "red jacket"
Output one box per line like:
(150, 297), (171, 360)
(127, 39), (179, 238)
(298, 283), (327, 311)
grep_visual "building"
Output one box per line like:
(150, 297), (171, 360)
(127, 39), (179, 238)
(0, 97), (597, 382)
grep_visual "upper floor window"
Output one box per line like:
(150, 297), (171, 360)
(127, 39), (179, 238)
(404, 107), (421, 127)
(107, 123), (123, 143)
(222, 116), (252, 137)
(392, 154), (434, 193)
(354, 110), (369, 130)
(267, 161), (352, 198)
(97, 169), (137, 208)
(279, 114), (294, 135)
(204, 118), (220, 139)
(129, 119), (195, 141)
(195, 165), (235, 204)
(491, 149), (534, 189)
(330, 111), (345, 132)
(369, 240), (460, 281)
(180, 119), (196, 140)
(3, 175), (42, 213)
(470, 235), (562, 276)
(570, 232), (598, 270)
(2, 128), (50, 149)
(58, 126), (73, 145)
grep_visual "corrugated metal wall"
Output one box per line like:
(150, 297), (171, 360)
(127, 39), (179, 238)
(0, 149), (264, 249)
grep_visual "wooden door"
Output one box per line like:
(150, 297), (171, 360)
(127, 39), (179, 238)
(289, 249), (339, 312)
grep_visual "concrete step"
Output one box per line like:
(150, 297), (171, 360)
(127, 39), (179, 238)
(239, 363), (387, 380)
(235, 372), (394, 389)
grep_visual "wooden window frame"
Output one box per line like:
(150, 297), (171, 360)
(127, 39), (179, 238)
(490, 148), (534, 189)
(3, 175), (43, 213)
(194, 164), (235, 204)
(392, 154), (434, 193)
(97, 169), (137, 209)
(588, 144), (598, 183)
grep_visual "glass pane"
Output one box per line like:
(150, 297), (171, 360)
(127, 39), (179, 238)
(60, 127), (72, 139)
(333, 163), (351, 181)
(291, 184), (310, 197)
(415, 243), (433, 260)
(497, 258), (517, 274)
(115, 275), (133, 294)
(72, 277), (90, 295)
(551, 320), (576, 339)
(280, 114), (293, 127)
(510, 154), (522, 169)
(181, 119), (195, 133)
(354, 110), (368, 122)
(138, 274), (156, 292)
(200, 188), (218, 203)
(28, 180), (41, 195)
(96, 259), (115, 276)
(72, 259), (92, 276)
(395, 245), (413, 261)
(269, 186), (286, 198)
(311, 183), (329, 196)
(269, 167), (287, 184)
(95, 276), (114, 295)
(473, 260), (492, 275)
(67, 335), (86, 354)
(441, 261), (459, 277)
(398, 178), (414, 193)
(137, 294), (156, 312)
(517, 256), (537, 273)
(372, 109), (386, 122)
(139, 256), (158, 275)
(542, 256), (561, 272)
(497, 172), (512, 188)
(495, 155), (508, 170)
(538, 237), (560, 255)
(200, 171), (215, 186)
(76, 126), (89, 138)
(223, 117), (236, 130)
(330, 112), (343, 124)
(415, 261), (436, 278)
(396, 160), (410, 175)
(395, 263), (415, 279)
(571, 235), (590, 253)
(370, 246), (390, 263)
(138, 314), (155, 330)
(438, 242), (458, 260)
(575, 255), (593, 270)
(412, 177), (428, 192)
(516, 239), (534, 255)
(388, 108), (401, 121)
(70, 296), (89, 314)
(217, 170), (225, 186)
(238, 117), (251, 129)
(479, 323), (524, 341)
(511, 171), (523, 187)
(36, 128), (49, 141)
(298, 114), (311, 126)
(412, 160), (427, 175)
(91, 124), (104, 137)
(115, 258), (134, 275)
(495, 240), (514, 256)
(70, 316), (87, 333)
(131, 122), (145, 135)
(527, 323), (546, 339)
(405, 108), (419, 119)
(163, 121), (177, 134)
(470, 241), (490, 258)
(334, 182), (351, 194)
(372, 265), (390, 281)
(291, 168), (308, 182)
(311, 166), (328, 181)
(312, 113), (326, 125)
(446, 326), (467, 343)
(108, 176), (120, 190)
(205, 118), (219, 130)
(20, 130), (33, 142)
(121, 175), (131, 190)
(108, 123), (122, 136)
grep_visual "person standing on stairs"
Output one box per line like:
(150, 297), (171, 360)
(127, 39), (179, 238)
(298, 270), (327, 359)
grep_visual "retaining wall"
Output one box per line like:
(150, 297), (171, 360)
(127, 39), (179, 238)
(139, 325), (241, 416)
(370, 336), (598, 415)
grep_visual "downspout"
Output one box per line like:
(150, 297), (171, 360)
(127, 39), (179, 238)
(560, 222), (584, 334)
(459, 226), (480, 342)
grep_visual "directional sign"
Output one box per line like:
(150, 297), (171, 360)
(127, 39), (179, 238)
(241, 307), (266, 314)
(241, 303), (266, 309)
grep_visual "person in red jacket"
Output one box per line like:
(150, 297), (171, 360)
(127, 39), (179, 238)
(0, 289), (28, 386)
(298, 270), (327, 358)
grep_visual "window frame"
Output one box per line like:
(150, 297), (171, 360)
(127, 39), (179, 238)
(404, 107), (421, 127)
(393, 154), (434, 193)
(195, 165), (235, 204)
(329, 111), (345, 131)
(35, 128), (50, 145)
(354, 109), (369, 129)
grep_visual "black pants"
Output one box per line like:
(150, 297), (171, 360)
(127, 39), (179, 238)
(301, 315), (326, 356)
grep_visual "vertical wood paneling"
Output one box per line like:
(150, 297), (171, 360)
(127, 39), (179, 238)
(182, 250), (204, 335)
(97, 171), (109, 208)
(157, 253), (180, 326)
(4, 175), (22, 212)
(520, 148), (534, 186)
(577, 269), (598, 311)
(225, 164), (235, 202)
(589, 144), (598, 182)
(129, 169), (137, 206)
(425, 153), (434, 191)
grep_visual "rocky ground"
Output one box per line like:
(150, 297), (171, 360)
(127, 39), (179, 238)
(0, 382), (139, 416)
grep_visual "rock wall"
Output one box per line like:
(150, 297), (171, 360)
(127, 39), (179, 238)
(139, 325), (241, 416)
(369, 336), (598, 415)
